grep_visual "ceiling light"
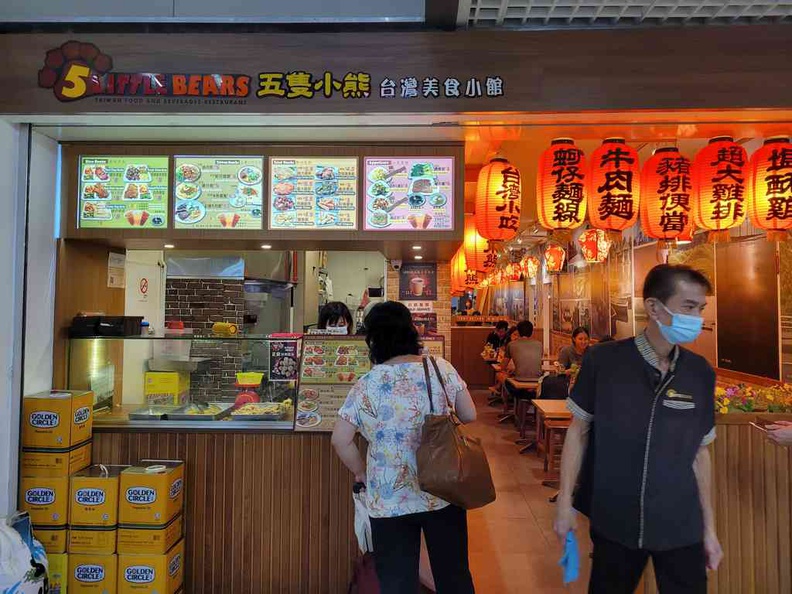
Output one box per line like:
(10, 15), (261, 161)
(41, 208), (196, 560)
(415, 255), (423, 260)
(164, 244), (175, 249)
(261, 244), (272, 250)
(412, 245), (422, 251)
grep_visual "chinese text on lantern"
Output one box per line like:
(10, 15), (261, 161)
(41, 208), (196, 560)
(494, 166), (521, 232)
(598, 147), (636, 221)
(551, 148), (585, 224)
(656, 156), (691, 234)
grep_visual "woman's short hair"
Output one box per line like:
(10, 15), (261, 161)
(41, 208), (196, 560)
(363, 301), (422, 364)
(318, 301), (353, 330)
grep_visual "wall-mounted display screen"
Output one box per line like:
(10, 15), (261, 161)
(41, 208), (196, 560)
(269, 157), (357, 230)
(364, 157), (454, 231)
(173, 156), (264, 229)
(79, 156), (169, 229)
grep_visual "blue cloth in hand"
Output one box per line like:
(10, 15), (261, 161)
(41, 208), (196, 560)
(558, 531), (580, 584)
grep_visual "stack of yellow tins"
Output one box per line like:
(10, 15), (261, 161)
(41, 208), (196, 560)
(19, 390), (94, 589)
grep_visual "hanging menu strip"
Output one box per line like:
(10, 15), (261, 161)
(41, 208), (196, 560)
(79, 155), (169, 229)
(173, 156), (264, 229)
(269, 157), (358, 230)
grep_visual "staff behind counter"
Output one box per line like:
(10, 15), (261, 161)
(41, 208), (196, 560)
(318, 302), (354, 335)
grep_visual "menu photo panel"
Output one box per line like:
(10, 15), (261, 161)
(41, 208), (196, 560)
(79, 156), (169, 229)
(173, 156), (264, 229)
(269, 157), (358, 230)
(364, 157), (454, 231)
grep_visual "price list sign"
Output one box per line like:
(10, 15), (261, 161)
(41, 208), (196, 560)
(269, 157), (358, 230)
(173, 156), (264, 229)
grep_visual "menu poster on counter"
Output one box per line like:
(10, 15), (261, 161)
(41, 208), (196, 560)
(269, 157), (357, 230)
(79, 156), (169, 229)
(173, 156), (263, 229)
(399, 262), (438, 301)
(269, 341), (300, 381)
(364, 157), (454, 231)
(297, 337), (370, 432)
(421, 336), (446, 359)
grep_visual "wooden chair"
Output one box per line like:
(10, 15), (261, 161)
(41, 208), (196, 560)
(541, 418), (571, 489)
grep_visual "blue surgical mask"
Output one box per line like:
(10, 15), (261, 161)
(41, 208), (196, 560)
(657, 302), (703, 345)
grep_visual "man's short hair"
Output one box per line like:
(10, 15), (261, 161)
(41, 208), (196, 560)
(643, 264), (712, 304)
(516, 320), (534, 337)
(495, 321), (509, 331)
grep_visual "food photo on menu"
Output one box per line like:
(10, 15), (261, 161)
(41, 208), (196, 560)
(173, 157), (263, 229)
(79, 156), (169, 229)
(295, 338), (370, 431)
(364, 157), (454, 231)
(269, 157), (357, 230)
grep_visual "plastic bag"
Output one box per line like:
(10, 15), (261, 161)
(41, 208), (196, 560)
(0, 513), (47, 594)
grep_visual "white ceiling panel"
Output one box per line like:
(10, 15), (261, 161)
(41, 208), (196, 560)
(462, 0), (792, 28)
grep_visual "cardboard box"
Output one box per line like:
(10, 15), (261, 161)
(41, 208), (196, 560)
(119, 461), (184, 526)
(118, 539), (184, 594)
(117, 514), (182, 555)
(49, 552), (68, 594)
(35, 525), (68, 554)
(71, 465), (125, 527)
(143, 373), (189, 406)
(19, 476), (69, 525)
(69, 526), (118, 555)
(69, 553), (117, 593)
(21, 440), (92, 477)
(23, 390), (93, 448)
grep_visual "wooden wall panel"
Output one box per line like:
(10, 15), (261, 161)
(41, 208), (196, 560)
(93, 430), (357, 594)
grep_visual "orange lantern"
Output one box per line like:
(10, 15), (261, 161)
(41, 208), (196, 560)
(692, 136), (748, 242)
(577, 228), (613, 263)
(475, 156), (522, 241)
(640, 147), (694, 243)
(521, 255), (541, 279)
(464, 215), (496, 272)
(505, 263), (522, 282)
(588, 138), (640, 236)
(537, 138), (588, 233)
(748, 137), (792, 241)
(450, 248), (465, 293)
(544, 243), (566, 273)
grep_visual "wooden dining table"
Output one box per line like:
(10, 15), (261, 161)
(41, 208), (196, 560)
(533, 399), (572, 488)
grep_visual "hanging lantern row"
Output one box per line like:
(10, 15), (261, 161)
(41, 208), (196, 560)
(475, 155), (522, 242)
(450, 247), (481, 294)
(533, 136), (792, 243)
(464, 215), (497, 273)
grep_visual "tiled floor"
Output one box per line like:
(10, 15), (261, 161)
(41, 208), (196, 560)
(465, 390), (593, 593)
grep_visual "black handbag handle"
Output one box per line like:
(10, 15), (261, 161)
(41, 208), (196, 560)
(422, 357), (435, 414)
(423, 356), (458, 421)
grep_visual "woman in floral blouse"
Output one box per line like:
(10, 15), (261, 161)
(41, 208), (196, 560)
(332, 301), (478, 593)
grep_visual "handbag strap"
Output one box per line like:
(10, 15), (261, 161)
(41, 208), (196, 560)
(422, 357), (435, 414)
(429, 356), (454, 412)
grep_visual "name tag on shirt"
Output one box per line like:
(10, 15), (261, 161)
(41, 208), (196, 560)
(663, 389), (696, 410)
(665, 389), (693, 401)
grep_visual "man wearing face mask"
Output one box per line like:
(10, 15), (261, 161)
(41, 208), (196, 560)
(554, 264), (722, 593)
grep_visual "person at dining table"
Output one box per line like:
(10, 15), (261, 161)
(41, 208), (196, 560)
(485, 320), (510, 352)
(558, 326), (590, 370)
(502, 320), (543, 382)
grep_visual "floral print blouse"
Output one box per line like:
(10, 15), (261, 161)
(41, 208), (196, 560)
(338, 357), (467, 518)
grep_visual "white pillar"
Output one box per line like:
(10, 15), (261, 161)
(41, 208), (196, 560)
(0, 120), (28, 516)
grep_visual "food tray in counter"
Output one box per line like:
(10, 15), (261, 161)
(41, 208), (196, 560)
(167, 402), (235, 421)
(128, 405), (180, 420)
(230, 402), (285, 421)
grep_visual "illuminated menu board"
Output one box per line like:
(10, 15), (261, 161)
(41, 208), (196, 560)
(173, 156), (263, 229)
(79, 156), (169, 229)
(269, 157), (357, 230)
(364, 157), (454, 231)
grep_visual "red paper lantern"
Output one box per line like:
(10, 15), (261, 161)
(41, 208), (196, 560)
(451, 247), (480, 293)
(588, 138), (640, 236)
(640, 147), (694, 242)
(537, 138), (588, 232)
(748, 137), (792, 241)
(521, 255), (540, 279)
(505, 263), (522, 282)
(475, 156), (522, 241)
(577, 229), (612, 263)
(544, 243), (566, 273)
(693, 136), (748, 241)
(464, 215), (496, 272)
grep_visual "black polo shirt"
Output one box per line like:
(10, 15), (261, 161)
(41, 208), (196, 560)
(568, 334), (716, 551)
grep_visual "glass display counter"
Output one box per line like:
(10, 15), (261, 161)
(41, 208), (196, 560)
(67, 334), (301, 430)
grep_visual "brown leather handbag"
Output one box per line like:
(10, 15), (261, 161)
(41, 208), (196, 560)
(416, 357), (496, 510)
